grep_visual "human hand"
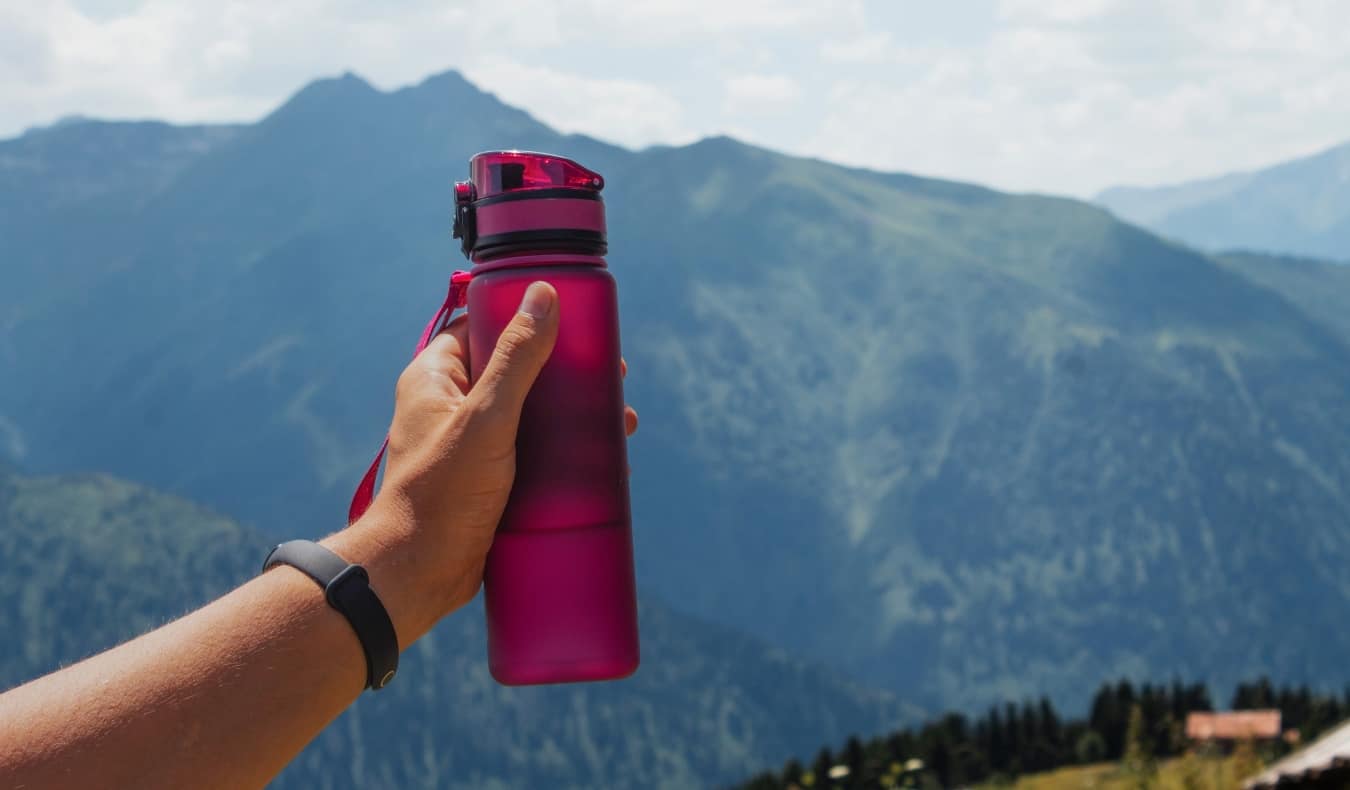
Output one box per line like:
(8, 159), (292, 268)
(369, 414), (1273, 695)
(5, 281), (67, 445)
(326, 282), (638, 647)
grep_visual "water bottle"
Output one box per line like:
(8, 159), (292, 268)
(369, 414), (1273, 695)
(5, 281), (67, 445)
(452, 150), (639, 685)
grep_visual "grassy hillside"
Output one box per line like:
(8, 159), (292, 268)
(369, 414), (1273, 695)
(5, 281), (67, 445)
(983, 754), (1255, 790)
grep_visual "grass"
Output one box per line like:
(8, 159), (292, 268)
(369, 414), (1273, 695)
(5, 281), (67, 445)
(981, 753), (1254, 790)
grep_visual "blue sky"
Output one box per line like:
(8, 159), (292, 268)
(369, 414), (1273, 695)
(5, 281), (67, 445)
(3, 0), (1350, 196)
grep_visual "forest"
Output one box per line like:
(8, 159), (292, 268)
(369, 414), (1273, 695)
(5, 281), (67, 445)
(737, 677), (1349, 789)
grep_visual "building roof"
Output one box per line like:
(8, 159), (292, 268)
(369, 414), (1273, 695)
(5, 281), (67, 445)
(1186, 710), (1282, 740)
(1246, 718), (1350, 789)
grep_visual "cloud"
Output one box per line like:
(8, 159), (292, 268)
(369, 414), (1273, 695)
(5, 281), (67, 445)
(799, 1), (1350, 194)
(820, 31), (894, 64)
(572, 0), (863, 40)
(723, 74), (800, 113)
(462, 58), (692, 148)
(998, 0), (1119, 23)
(4, 0), (1350, 196)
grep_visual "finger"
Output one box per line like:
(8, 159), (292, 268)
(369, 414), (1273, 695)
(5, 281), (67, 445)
(620, 357), (627, 379)
(471, 282), (559, 412)
(416, 313), (472, 391)
(420, 313), (471, 366)
(624, 405), (638, 436)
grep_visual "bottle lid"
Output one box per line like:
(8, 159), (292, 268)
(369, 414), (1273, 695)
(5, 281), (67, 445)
(469, 151), (604, 200)
(454, 151), (607, 260)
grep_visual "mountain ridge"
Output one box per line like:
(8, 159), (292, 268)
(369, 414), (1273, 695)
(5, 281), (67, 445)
(4, 68), (1350, 717)
(1096, 137), (1350, 261)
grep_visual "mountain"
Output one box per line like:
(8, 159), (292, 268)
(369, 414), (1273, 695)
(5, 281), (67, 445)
(0, 468), (906, 788)
(1096, 140), (1350, 261)
(1216, 252), (1350, 343)
(4, 69), (1350, 713)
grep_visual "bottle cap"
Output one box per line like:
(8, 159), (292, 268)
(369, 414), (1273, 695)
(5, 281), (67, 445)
(453, 151), (607, 260)
(470, 151), (603, 199)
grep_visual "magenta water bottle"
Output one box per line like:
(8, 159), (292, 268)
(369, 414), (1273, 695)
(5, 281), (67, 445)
(452, 151), (639, 685)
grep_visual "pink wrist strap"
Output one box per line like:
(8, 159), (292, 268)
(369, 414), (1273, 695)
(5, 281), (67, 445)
(348, 270), (473, 524)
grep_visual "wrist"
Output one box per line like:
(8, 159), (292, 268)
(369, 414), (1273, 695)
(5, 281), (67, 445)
(320, 505), (457, 650)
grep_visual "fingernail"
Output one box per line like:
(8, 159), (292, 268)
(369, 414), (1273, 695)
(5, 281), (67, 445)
(519, 281), (554, 319)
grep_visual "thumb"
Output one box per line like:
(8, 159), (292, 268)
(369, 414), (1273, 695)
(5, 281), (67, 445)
(472, 281), (559, 412)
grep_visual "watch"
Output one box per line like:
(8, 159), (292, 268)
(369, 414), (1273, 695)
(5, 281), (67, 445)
(261, 540), (399, 690)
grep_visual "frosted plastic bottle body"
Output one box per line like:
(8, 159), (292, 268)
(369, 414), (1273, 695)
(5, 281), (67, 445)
(467, 255), (639, 685)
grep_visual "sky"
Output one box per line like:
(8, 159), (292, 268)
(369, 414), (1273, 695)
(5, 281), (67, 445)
(3, 0), (1350, 197)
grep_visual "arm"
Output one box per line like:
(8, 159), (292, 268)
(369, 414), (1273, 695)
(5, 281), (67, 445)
(0, 282), (637, 789)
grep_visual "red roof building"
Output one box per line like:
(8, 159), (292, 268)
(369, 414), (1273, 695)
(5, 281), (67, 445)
(1187, 710), (1283, 741)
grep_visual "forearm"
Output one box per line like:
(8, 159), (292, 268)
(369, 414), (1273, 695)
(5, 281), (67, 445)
(0, 510), (449, 790)
(0, 284), (574, 787)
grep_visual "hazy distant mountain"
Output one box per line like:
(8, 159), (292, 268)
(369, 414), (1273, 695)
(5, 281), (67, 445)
(4, 70), (1350, 715)
(0, 469), (905, 789)
(1097, 140), (1350, 261)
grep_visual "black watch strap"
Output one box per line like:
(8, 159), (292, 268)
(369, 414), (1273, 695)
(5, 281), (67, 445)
(262, 540), (399, 690)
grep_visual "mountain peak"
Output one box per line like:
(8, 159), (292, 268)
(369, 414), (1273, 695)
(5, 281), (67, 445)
(265, 70), (380, 122)
(302, 70), (376, 96)
(401, 68), (478, 96)
(684, 134), (757, 154)
(654, 133), (771, 166)
(390, 68), (509, 111)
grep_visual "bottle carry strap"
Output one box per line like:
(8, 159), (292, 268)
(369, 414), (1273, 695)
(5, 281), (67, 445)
(347, 270), (474, 524)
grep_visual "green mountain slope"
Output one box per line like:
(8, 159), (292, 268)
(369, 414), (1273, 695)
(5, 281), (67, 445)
(1096, 140), (1350, 261)
(0, 469), (906, 788)
(4, 70), (1350, 712)
(1217, 252), (1350, 344)
(615, 140), (1350, 706)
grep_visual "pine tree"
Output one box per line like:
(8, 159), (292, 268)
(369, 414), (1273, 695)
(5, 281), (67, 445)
(1161, 712), (1186, 757)
(1040, 697), (1063, 765)
(1294, 685), (1313, 730)
(1116, 679), (1138, 708)
(1233, 676), (1275, 709)
(811, 748), (834, 789)
(940, 712), (969, 745)
(1188, 682), (1213, 713)
(1089, 683), (1118, 759)
(1005, 702), (1022, 773)
(988, 705), (1007, 773)
(886, 731), (916, 766)
(1098, 680), (1137, 759)
(1122, 704), (1157, 790)
(843, 736), (865, 789)
(927, 739), (952, 788)
(1256, 677), (1275, 707)
(1169, 678), (1187, 722)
